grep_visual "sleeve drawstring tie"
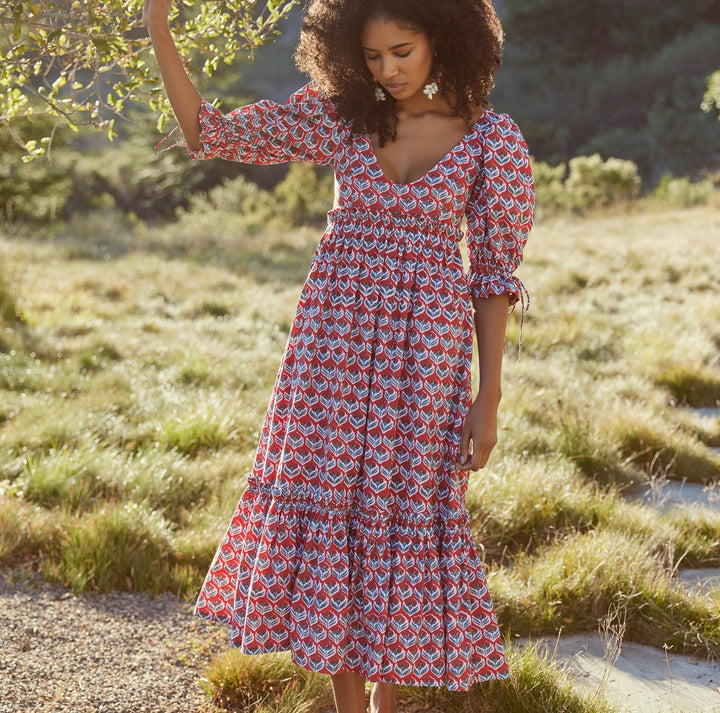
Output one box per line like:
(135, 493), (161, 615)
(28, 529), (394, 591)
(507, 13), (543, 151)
(154, 125), (184, 156)
(509, 276), (530, 362)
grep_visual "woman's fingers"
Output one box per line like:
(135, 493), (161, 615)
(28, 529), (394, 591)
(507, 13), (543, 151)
(471, 438), (496, 470)
(455, 422), (472, 469)
(457, 430), (497, 471)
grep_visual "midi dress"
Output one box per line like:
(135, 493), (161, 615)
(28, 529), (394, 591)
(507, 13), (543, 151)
(168, 81), (534, 691)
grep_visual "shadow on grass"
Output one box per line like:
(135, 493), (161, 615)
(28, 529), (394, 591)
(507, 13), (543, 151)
(656, 364), (720, 408)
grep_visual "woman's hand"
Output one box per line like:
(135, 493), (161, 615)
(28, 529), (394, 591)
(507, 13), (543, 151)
(455, 394), (500, 471)
(142, 0), (171, 31)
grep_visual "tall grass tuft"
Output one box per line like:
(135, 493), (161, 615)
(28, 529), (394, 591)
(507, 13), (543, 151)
(203, 645), (619, 713)
(491, 530), (720, 657)
(617, 420), (720, 483)
(467, 458), (616, 562)
(462, 643), (620, 713)
(46, 502), (189, 594)
(159, 411), (244, 457)
(0, 495), (67, 567)
(202, 650), (334, 713)
(21, 448), (120, 511)
(654, 362), (720, 407)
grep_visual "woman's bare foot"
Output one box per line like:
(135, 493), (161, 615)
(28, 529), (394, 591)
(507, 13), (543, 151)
(368, 680), (398, 713)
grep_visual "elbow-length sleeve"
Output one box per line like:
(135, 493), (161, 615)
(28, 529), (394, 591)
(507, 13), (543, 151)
(160, 82), (347, 167)
(465, 113), (534, 308)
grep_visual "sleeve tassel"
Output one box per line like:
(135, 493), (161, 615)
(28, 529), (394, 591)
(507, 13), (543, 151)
(508, 276), (530, 362)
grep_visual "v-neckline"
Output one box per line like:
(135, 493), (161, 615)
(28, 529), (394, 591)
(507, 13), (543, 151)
(363, 113), (488, 188)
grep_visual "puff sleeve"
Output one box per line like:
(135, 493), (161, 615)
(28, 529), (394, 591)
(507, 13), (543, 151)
(159, 82), (347, 167)
(464, 113), (534, 308)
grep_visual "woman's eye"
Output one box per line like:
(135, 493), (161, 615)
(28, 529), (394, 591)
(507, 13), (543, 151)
(365, 55), (380, 62)
(396, 51), (411, 58)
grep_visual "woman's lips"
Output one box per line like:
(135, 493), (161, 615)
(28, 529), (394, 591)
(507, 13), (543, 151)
(384, 83), (406, 95)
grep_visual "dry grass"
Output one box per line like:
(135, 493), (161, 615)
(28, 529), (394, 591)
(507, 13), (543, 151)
(1, 195), (719, 711)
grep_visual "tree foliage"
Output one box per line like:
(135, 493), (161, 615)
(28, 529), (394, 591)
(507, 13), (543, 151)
(503, 0), (720, 64)
(0, 0), (299, 159)
(495, 0), (720, 181)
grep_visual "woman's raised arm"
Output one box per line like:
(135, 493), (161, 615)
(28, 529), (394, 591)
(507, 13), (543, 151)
(142, 0), (202, 151)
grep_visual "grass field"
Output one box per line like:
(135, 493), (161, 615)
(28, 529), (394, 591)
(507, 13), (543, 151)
(1, 195), (719, 712)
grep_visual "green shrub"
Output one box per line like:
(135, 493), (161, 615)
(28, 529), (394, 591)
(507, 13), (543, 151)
(530, 158), (568, 214)
(273, 162), (334, 226)
(652, 173), (714, 208)
(532, 154), (641, 214)
(188, 173), (275, 220)
(182, 162), (334, 231)
(564, 154), (641, 209)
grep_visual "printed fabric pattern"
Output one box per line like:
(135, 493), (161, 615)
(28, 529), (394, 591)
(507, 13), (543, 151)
(170, 82), (534, 691)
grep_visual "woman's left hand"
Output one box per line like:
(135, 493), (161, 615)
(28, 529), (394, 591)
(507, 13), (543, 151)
(455, 396), (499, 471)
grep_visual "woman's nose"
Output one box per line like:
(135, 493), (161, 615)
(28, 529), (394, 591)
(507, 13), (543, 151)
(381, 57), (398, 79)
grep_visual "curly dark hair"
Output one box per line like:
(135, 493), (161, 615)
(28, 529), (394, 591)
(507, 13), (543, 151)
(295, 0), (504, 146)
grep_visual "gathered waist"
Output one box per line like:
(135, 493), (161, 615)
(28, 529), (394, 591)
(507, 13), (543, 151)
(326, 207), (462, 240)
(320, 207), (464, 265)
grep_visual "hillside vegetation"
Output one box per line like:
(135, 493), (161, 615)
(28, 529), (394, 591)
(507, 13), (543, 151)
(1, 189), (719, 711)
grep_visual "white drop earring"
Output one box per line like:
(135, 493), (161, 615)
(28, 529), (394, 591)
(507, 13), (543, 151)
(423, 80), (439, 100)
(375, 82), (387, 102)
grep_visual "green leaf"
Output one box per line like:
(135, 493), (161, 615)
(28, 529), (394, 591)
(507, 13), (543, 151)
(91, 38), (111, 54)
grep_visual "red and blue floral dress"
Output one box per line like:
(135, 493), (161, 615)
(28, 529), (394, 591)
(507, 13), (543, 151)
(168, 82), (534, 691)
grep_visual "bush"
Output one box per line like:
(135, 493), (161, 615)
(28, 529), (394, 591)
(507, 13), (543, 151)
(652, 174), (714, 208)
(0, 153), (72, 224)
(272, 162), (334, 226)
(530, 158), (568, 214)
(175, 162), (334, 234)
(0, 115), (74, 223)
(186, 173), (276, 224)
(564, 154), (641, 209)
(532, 154), (641, 215)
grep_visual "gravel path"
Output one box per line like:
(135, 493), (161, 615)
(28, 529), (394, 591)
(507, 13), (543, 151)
(0, 571), (227, 713)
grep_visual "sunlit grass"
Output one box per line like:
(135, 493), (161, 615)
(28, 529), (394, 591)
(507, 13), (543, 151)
(490, 529), (720, 657)
(203, 644), (620, 713)
(44, 501), (203, 595)
(203, 650), (335, 713)
(1, 195), (719, 710)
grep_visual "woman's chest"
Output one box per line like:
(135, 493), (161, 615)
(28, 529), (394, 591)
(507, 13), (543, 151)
(333, 135), (481, 220)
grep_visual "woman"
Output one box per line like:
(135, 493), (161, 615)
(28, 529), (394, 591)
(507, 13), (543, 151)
(143, 1), (534, 711)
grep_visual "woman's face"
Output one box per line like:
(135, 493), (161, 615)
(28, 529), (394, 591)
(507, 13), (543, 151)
(360, 16), (434, 103)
